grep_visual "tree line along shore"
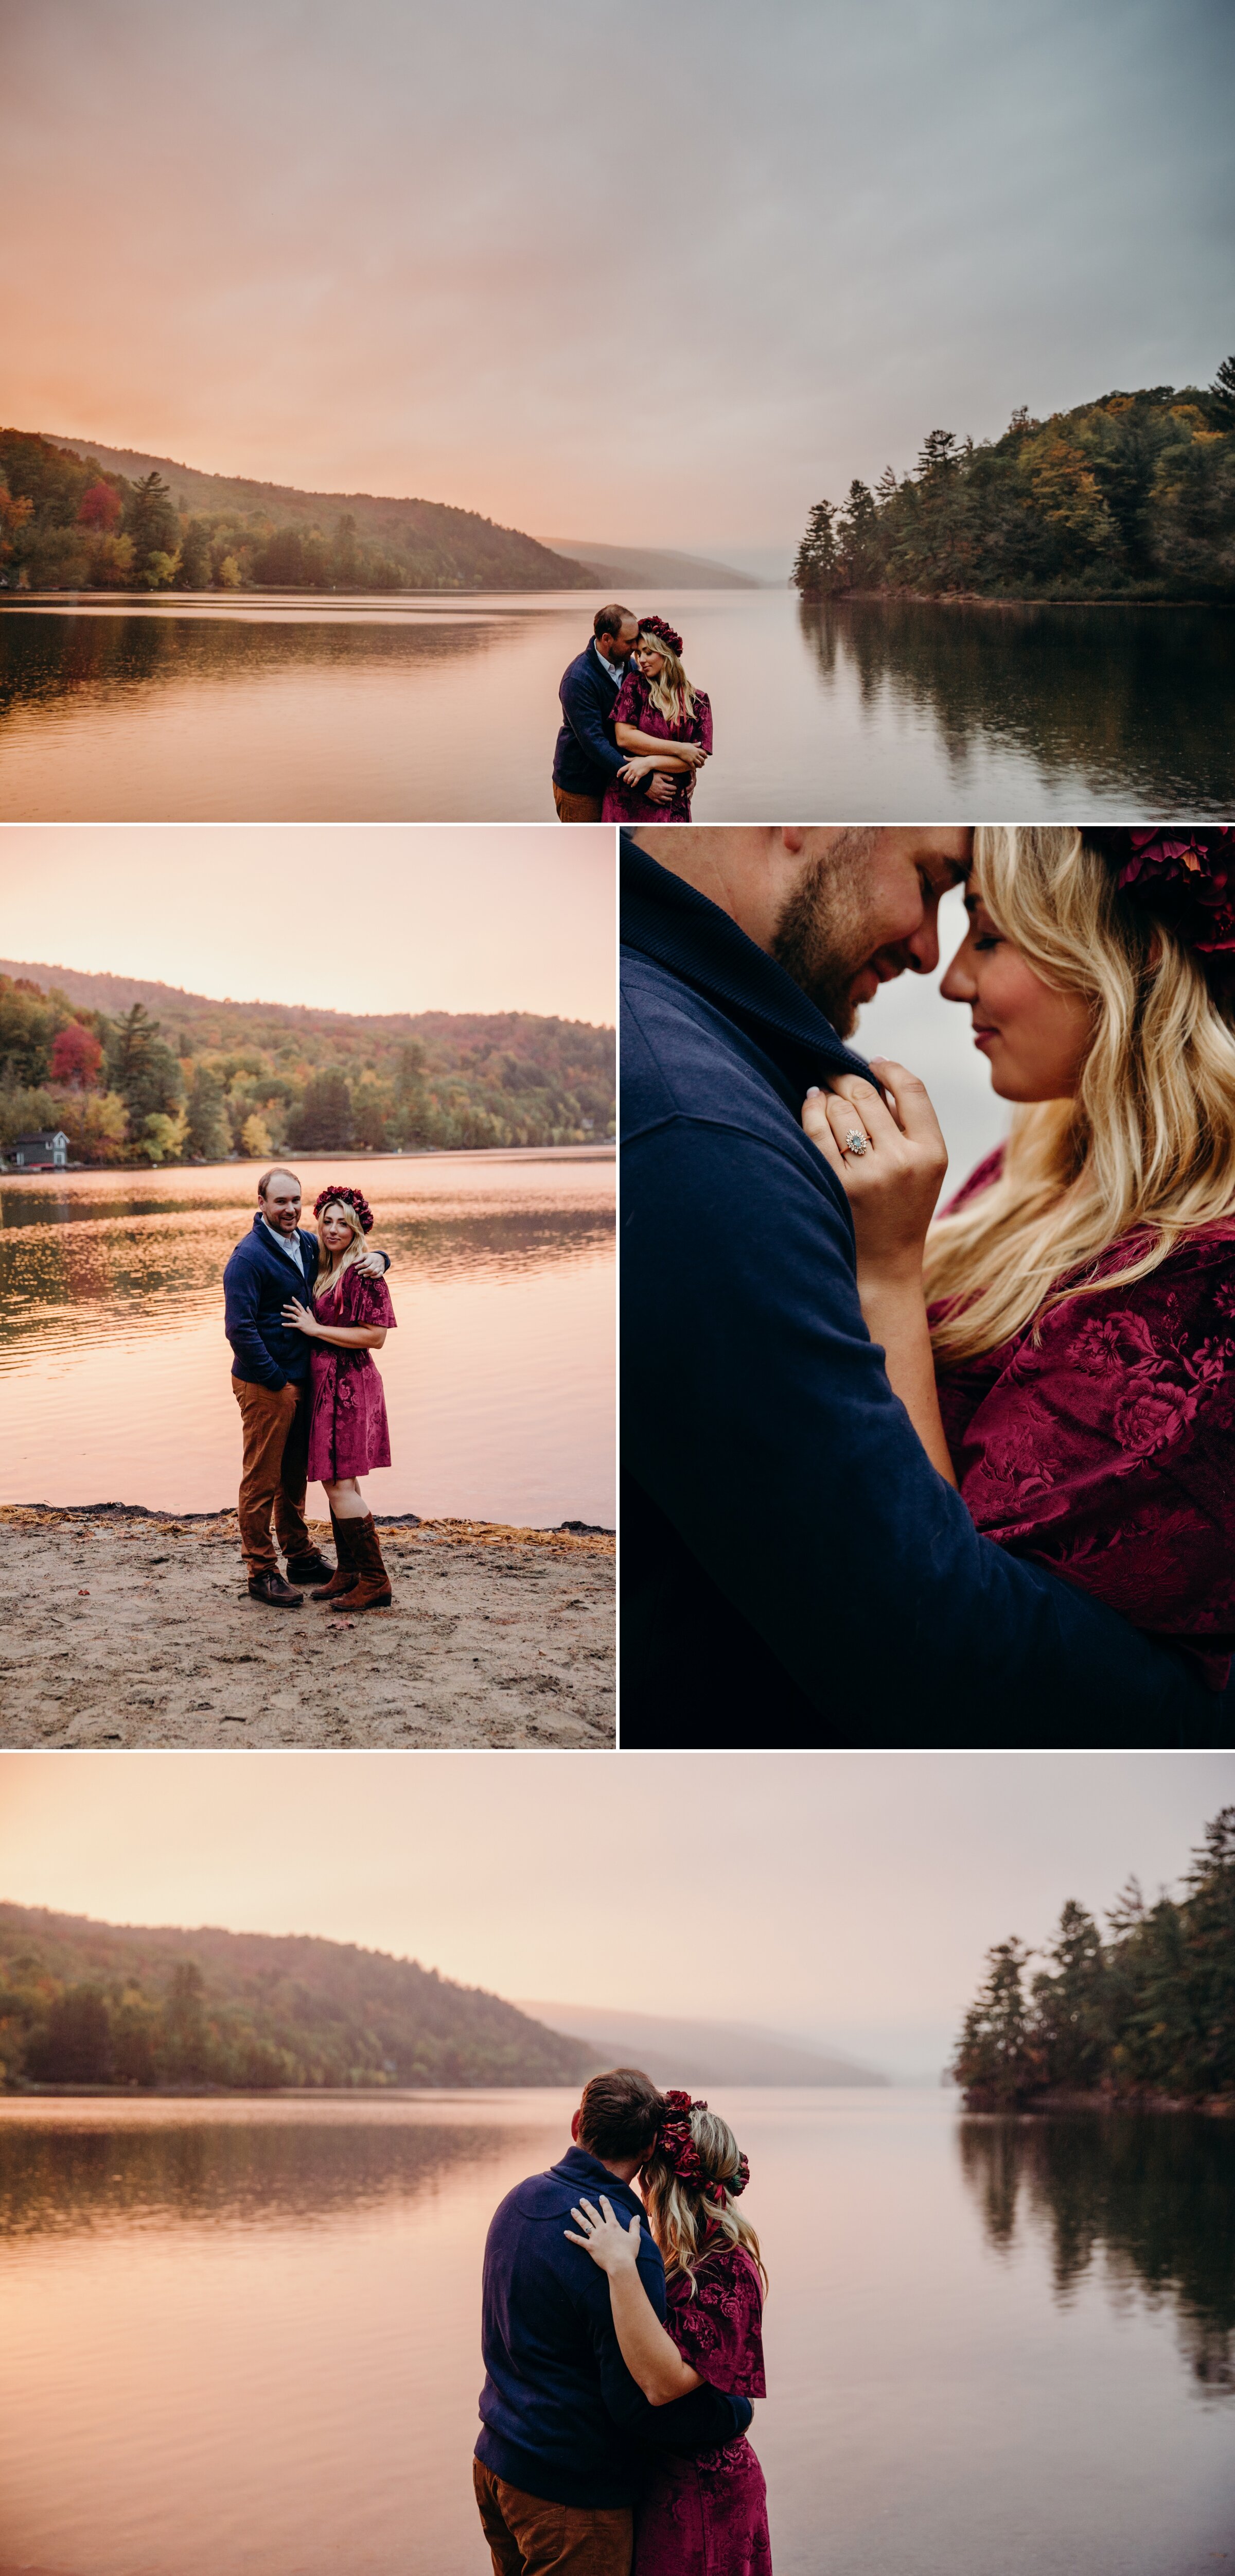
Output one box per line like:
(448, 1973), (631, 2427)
(794, 365), (1235, 601)
(0, 428), (593, 594)
(0, 1905), (595, 2092)
(0, 969), (615, 1167)
(954, 1808), (1234, 2114)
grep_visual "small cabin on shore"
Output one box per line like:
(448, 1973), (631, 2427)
(6, 1129), (70, 1171)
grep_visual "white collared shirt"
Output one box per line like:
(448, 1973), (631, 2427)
(593, 641), (624, 689)
(262, 1215), (305, 1275)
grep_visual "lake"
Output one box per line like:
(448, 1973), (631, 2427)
(1, 590), (1230, 820)
(0, 1150), (614, 1527)
(0, 2089), (1230, 2576)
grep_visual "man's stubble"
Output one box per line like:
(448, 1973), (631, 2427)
(769, 827), (881, 1038)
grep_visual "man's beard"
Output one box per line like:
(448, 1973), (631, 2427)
(769, 829), (879, 1037)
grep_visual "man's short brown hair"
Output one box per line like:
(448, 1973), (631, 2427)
(576, 2067), (666, 2160)
(256, 1167), (300, 1200)
(593, 603), (634, 642)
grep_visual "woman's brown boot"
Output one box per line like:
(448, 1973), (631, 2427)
(329, 1512), (392, 1611)
(311, 1513), (359, 1601)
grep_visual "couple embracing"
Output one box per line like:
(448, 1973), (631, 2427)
(553, 604), (712, 824)
(475, 2068), (769, 2576)
(622, 824), (1235, 1744)
(222, 1168), (398, 1613)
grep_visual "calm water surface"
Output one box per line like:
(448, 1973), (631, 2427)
(1, 590), (1230, 818)
(0, 1151), (613, 1524)
(0, 2090), (1231, 2576)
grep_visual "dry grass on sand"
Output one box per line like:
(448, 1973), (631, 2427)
(0, 1506), (614, 1749)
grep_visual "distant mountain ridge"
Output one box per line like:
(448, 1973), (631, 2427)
(0, 1904), (595, 2091)
(0, 959), (612, 1036)
(543, 539), (763, 591)
(521, 2000), (888, 2087)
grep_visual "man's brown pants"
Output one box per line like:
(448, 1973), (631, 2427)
(232, 1375), (311, 1574)
(472, 2462), (632, 2576)
(552, 785), (604, 824)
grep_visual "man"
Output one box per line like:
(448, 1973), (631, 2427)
(474, 2067), (751, 2576)
(222, 1168), (391, 1608)
(620, 826), (1222, 1748)
(552, 604), (676, 822)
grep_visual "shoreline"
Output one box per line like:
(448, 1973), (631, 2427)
(962, 2086), (1235, 2119)
(0, 1505), (614, 1750)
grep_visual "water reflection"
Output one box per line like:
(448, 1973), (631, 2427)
(2, 589), (1229, 817)
(0, 2105), (520, 2238)
(800, 598), (1235, 811)
(959, 2113), (1235, 2395)
(0, 1156), (615, 1520)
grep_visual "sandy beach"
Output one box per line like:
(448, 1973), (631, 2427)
(0, 1506), (614, 1748)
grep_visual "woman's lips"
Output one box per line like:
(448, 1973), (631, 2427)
(972, 1024), (999, 1050)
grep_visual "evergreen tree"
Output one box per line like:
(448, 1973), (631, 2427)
(951, 1940), (1036, 2103)
(792, 499), (840, 595)
(185, 1063), (231, 1160)
(289, 1069), (354, 1151)
(1209, 355), (1235, 425)
(125, 472), (179, 581)
(109, 1004), (184, 1124)
(1031, 1901), (1109, 2088)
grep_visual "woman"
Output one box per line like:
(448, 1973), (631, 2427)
(804, 824), (1235, 1690)
(281, 1184), (397, 1611)
(566, 2091), (771, 2575)
(603, 616), (713, 824)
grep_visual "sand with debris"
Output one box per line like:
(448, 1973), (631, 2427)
(0, 1506), (614, 1748)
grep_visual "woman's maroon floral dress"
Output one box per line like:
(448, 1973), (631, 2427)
(633, 2242), (771, 2576)
(306, 1264), (397, 1484)
(602, 669), (713, 824)
(933, 1147), (1235, 1689)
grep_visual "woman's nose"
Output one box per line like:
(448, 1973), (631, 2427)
(940, 942), (976, 1002)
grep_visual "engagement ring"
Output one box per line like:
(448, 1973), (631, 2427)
(843, 1130), (869, 1158)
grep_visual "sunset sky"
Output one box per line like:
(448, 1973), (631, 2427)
(2, 0), (1229, 564)
(0, 826), (614, 1020)
(1, 1750), (1229, 2079)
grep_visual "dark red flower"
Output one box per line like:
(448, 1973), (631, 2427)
(640, 615), (684, 655)
(1085, 828), (1235, 960)
(313, 1183), (374, 1232)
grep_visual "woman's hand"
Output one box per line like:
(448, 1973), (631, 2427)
(281, 1297), (319, 1336)
(564, 2195), (643, 2277)
(802, 1057), (948, 1284)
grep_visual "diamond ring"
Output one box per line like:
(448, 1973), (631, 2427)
(843, 1129), (870, 1157)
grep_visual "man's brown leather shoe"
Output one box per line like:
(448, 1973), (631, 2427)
(285, 1549), (333, 1585)
(248, 1569), (303, 1608)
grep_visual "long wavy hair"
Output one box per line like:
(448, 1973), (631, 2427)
(924, 824), (1235, 1364)
(640, 2105), (767, 2300)
(638, 624), (697, 729)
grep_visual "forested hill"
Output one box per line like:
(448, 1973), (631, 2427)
(794, 365), (1235, 601)
(0, 426), (592, 592)
(0, 1904), (597, 2092)
(952, 1807), (1235, 2111)
(0, 966), (614, 1165)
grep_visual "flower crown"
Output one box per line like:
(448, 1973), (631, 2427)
(654, 2089), (750, 2204)
(1084, 828), (1235, 964)
(313, 1183), (374, 1233)
(640, 615), (683, 656)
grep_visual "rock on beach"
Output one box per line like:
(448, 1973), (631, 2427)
(0, 1506), (614, 1749)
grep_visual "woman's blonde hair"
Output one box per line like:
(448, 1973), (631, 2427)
(639, 625), (697, 729)
(924, 824), (1235, 1364)
(315, 1196), (367, 1292)
(641, 2105), (767, 2298)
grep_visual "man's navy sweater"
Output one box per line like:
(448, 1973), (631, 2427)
(223, 1217), (322, 1389)
(475, 2145), (752, 2509)
(553, 641), (627, 796)
(620, 834), (1223, 1749)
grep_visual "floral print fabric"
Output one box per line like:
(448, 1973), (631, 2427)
(602, 669), (713, 824)
(306, 1263), (397, 1483)
(932, 1148), (1235, 1688)
(632, 2246), (772, 2576)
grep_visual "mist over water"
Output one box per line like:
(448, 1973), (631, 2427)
(0, 2090), (1231, 2576)
(0, 1153), (614, 1524)
(1, 592), (1230, 819)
